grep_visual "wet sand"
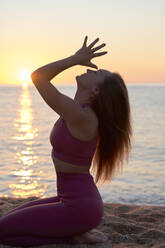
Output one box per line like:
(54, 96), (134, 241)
(0, 197), (165, 247)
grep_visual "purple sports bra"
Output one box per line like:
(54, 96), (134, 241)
(49, 103), (98, 166)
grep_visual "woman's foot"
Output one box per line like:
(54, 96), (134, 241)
(72, 228), (109, 244)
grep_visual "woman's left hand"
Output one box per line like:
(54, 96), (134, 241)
(74, 36), (107, 69)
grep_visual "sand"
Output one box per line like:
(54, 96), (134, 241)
(0, 196), (165, 248)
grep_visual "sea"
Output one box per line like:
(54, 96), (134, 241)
(0, 84), (164, 206)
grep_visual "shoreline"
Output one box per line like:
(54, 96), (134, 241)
(0, 197), (165, 247)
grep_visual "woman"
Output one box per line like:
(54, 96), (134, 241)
(0, 36), (133, 246)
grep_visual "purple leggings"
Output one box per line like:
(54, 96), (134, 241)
(0, 172), (104, 247)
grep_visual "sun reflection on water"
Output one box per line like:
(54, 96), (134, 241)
(8, 84), (45, 198)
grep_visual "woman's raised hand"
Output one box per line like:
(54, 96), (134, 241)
(74, 36), (107, 69)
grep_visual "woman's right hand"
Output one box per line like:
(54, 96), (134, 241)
(74, 36), (108, 69)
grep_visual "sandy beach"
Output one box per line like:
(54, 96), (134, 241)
(0, 197), (165, 247)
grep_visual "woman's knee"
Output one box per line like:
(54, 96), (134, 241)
(3, 196), (60, 217)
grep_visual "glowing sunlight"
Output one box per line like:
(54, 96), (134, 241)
(19, 69), (31, 86)
(10, 86), (42, 198)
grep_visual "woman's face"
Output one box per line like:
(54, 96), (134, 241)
(76, 69), (111, 89)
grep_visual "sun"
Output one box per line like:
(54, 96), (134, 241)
(19, 69), (31, 86)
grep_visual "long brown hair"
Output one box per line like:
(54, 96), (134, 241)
(90, 72), (133, 185)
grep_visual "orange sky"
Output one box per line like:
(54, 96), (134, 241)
(1, 0), (165, 85)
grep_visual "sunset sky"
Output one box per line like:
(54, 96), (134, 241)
(1, 0), (165, 85)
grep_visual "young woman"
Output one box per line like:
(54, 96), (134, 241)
(0, 36), (133, 246)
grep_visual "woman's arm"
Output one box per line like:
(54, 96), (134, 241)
(30, 36), (107, 125)
(31, 36), (107, 83)
(31, 55), (79, 82)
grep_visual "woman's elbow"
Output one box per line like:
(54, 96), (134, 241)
(31, 71), (40, 83)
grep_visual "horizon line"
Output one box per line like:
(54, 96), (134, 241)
(0, 82), (165, 87)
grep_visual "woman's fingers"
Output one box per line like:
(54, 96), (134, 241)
(80, 36), (107, 63)
(88, 38), (99, 49)
(88, 62), (98, 69)
(92, 51), (108, 57)
(91, 43), (106, 53)
(83, 36), (88, 47)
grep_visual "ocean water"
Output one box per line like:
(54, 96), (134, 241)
(0, 84), (164, 206)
